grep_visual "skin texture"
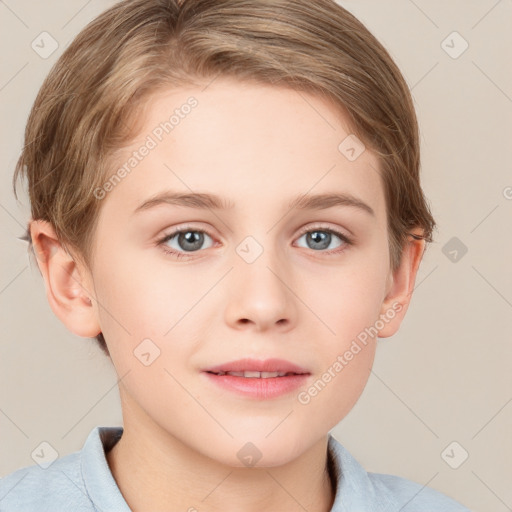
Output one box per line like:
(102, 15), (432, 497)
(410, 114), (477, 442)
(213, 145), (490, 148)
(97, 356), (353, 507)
(30, 78), (425, 512)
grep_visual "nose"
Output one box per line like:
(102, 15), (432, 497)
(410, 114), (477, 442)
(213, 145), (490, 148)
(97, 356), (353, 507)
(224, 247), (298, 333)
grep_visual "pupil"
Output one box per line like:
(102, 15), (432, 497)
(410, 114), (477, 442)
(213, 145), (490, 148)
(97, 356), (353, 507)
(179, 231), (203, 251)
(309, 231), (330, 250)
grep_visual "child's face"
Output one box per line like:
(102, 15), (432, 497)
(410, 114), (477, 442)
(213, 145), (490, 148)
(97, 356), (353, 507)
(84, 78), (405, 465)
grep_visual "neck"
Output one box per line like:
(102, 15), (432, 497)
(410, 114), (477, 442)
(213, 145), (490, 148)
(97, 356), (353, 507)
(106, 420), (335, 512)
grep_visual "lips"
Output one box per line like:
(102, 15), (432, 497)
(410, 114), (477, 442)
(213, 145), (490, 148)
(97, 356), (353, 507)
(204, 358), (309, 376)
(212, 370), (295, 378)
(202, 358), (310, 399)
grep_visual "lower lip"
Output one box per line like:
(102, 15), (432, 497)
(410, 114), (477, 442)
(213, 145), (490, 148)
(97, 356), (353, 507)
(203, 372), (310, 399)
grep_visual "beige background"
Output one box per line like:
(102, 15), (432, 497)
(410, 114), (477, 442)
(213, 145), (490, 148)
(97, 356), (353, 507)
(1, 1), (511, 510)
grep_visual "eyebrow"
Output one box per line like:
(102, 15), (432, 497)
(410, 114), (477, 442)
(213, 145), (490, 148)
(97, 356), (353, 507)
(133, 191), (375, 216)
(289, 192), (374, 216)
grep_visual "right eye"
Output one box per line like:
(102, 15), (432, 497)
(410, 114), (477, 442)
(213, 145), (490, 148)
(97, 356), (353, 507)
(157, 227), (216, 259)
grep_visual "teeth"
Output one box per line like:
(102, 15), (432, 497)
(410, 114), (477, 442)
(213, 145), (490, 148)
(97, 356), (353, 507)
(217, 371), (292, 378)
(261, 372), (280, 378)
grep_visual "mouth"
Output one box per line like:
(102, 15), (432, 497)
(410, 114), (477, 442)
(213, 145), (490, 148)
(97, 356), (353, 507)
(203, 357), (309, 376)
(206, 370), (302, 378)
(202, 358), (310, 399)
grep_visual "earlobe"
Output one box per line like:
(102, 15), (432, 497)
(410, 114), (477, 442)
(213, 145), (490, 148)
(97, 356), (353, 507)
(377, 232), (426, 338)
(30, 219), (101, 338)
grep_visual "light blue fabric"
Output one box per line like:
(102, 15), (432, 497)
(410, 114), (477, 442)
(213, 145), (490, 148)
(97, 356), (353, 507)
(0, 426), (471, 511)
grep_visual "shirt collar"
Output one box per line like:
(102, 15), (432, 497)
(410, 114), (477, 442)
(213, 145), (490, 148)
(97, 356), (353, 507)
(327, 434), (394, 511)
(81, 426), (130, 512)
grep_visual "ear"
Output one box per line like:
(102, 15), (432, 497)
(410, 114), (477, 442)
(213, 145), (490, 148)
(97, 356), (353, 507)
(29, 219), (101, 338)
(377, 230), (426, 338)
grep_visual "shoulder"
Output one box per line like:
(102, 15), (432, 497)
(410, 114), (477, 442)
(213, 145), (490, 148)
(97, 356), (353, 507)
(0, 451), (94, 512)
(327, 435), (472, 511)
(0, 426), (125, 512)
(367, 471), (472, 511)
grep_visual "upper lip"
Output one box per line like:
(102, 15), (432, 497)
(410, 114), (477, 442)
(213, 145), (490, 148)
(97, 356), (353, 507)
(204, 358), (310, 375)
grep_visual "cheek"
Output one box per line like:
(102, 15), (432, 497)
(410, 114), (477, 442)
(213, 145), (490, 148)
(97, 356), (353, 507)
(293, 320), (377, 441)
(296, 292), (378, 433)
(92, 246), (183, 333)
(89, 254), (161, 369)
(91, 249), (206, 374)
(294, 255), (385, 416)
(304, 256), (388, 344)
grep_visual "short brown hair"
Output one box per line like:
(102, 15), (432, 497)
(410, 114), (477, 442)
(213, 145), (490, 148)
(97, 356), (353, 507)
(13, 0), (436, 357)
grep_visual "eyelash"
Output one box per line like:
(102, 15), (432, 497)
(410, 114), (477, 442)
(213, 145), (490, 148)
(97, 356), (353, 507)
(156, 224), (354, 260)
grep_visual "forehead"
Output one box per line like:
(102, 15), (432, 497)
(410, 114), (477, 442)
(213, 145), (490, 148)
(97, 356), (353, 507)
(103, 78), (386, 220)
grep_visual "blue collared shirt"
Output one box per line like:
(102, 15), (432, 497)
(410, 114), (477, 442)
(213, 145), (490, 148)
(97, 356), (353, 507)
(0, 426), (471, 511)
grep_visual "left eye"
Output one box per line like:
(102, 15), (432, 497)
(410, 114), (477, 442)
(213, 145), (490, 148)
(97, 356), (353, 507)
(295, 228), (351, 252)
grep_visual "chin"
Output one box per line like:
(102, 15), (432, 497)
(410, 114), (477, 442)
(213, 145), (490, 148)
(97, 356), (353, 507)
(200, 431), (318, 469)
